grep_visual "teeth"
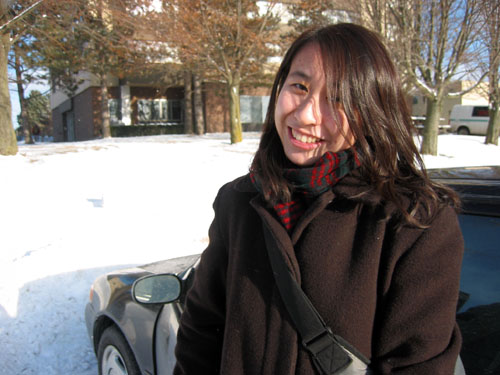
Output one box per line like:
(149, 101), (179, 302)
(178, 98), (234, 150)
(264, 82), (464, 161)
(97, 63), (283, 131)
(291, 128), (321, 144)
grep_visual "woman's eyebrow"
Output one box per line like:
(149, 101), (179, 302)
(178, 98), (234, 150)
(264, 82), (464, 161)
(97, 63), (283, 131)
(287, 70), (310, 80)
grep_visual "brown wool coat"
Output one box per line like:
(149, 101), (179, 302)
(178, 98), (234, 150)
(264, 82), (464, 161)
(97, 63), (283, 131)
(174, 172), (464, 374)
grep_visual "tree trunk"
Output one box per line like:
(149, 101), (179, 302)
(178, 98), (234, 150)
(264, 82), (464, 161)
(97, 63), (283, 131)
(15, 46), (33, 144)
(0, 33), (17, 155)
(228, 78), (242, 144)
(420, 96), (442, 155)
(183, 70), (193, 134)
(485, 101), (500, 145)
(193, 74), (204, 135)
(100, 76), (111, 138)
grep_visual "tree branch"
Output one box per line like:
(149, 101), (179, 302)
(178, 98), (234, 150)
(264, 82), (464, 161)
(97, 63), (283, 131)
(0, 0), (45, 33)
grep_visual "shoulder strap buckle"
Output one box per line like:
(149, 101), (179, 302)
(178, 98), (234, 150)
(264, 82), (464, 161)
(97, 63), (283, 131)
(303, 328), (352, 374)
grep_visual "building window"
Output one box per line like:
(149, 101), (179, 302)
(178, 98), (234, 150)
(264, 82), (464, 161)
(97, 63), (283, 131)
(240, 96), (270, 124)
(108, 99), (121, 125)
(169, 100), (182, 122)
(137, 99), (183, 124)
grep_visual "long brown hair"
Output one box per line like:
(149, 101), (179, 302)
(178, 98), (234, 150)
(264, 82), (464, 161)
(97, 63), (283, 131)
(251, 23), (459, 227)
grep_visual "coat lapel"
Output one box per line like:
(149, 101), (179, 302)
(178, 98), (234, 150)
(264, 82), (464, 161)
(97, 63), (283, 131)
(291, 189), (334, 244)
(250, 189), (336, 284)
(250, 195), (302, 282)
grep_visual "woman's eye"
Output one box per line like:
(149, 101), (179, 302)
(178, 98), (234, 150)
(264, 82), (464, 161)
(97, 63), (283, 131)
(291, 83), (308, 92)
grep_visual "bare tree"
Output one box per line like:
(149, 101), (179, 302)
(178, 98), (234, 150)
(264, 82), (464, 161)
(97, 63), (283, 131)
(481, 1), (500, 145)
(193, 73), (205, 135)
(147, 0), (282, 144)
(334, 0), (414, 92)
(183, 70), (194, 134)
(285, 0), (353, 41)
(389, 0), (484, 155)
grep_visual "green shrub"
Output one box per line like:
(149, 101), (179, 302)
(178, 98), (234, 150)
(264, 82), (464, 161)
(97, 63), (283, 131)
(111, 125), (184, 137)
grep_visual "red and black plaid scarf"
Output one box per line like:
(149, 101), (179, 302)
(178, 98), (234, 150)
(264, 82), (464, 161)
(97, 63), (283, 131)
(252, 148), (360, 231)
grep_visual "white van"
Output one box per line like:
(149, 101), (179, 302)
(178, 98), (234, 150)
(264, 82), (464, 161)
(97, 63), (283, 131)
(449, 105), (489, 135)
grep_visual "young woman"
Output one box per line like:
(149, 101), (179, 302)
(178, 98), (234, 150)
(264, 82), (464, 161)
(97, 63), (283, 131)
(174, 23), (463, 374)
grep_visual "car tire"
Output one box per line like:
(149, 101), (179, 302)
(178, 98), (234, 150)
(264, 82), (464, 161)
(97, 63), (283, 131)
(97, 325), (141, 375)
(457, 126), (470, 135)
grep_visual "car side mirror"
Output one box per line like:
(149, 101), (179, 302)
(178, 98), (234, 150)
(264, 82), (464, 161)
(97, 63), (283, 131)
(132, 274), (182, 304)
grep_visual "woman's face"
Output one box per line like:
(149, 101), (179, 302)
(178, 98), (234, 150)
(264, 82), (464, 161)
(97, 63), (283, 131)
(274, 42), (355, 166)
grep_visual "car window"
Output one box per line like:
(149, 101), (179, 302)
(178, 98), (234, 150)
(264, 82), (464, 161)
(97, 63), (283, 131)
(472, 107), (489, 117)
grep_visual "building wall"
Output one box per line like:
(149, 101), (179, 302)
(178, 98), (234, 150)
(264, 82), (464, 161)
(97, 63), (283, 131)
(203, 83), (271, 133)
(51, 106), (64, 142)
(52, 87), (110, 142)
(80, 87), (102, 140)
(50, 72), (119, 110)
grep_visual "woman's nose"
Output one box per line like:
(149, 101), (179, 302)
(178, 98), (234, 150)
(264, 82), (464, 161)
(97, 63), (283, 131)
(294, 95), (322, 126)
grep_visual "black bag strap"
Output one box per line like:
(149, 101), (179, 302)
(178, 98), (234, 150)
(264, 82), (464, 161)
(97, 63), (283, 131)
(262, 223), (353, 375)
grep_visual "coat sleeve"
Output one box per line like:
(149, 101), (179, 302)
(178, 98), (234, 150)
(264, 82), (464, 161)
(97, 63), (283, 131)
(173, 192), (228, 375)
(373, 205), (464, 374)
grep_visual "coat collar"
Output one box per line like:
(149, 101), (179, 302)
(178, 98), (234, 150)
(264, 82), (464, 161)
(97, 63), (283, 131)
(233, 172), (384, 208)
(233, 174), (258, 193)
(245, 170), (387, 283)
(250, 189), (335, 246)
(331, 171), (383, 206)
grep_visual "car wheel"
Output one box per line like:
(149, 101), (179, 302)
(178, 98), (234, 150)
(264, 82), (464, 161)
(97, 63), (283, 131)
(97, 325), (140, 375)
(457, 126), (470, 135)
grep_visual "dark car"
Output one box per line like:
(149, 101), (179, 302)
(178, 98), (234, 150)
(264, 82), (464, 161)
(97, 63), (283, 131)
(85, 166), (500, 375)
(427, 166), (500, 375)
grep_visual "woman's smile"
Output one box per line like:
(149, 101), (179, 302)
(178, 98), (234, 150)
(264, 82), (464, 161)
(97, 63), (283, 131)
(289, 127), (324, 148)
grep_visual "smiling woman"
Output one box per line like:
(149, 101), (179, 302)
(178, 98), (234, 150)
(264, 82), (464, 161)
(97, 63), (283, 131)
(173, 23), (464, 375)
(274, 43), (355, 166)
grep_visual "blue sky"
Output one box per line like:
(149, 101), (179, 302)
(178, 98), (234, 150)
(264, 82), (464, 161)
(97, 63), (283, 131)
(9, 83), (21, 129)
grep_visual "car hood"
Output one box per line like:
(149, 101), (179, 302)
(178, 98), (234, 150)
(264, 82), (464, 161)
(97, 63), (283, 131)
(428, 165), (500, 217)
(139, 254), (200, 275)
(427, 165), (500, 181)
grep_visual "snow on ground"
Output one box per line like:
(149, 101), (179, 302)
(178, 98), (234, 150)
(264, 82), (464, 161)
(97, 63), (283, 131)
(0, 132), (499, 375)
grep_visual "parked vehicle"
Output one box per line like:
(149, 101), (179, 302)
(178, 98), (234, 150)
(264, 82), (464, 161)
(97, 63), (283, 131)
(85, 166), (500, 375)
(449, 105), (490, 135)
